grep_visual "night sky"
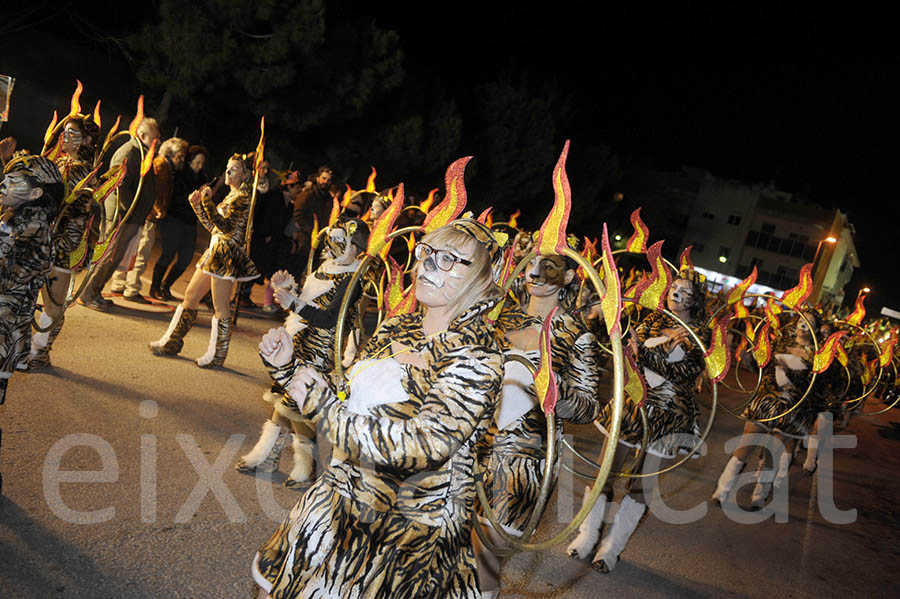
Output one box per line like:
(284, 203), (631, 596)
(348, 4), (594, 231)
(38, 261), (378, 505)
(3, 5), (896, 310)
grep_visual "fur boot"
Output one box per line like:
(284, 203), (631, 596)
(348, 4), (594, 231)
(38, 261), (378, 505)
(567, 485), (608, 559)
(235, 420), (288, 473)
(196, 316), (233, 368)
(283, 433), (315, 488)
(592, 495), (646, 572)
(711, 456), (745, 505)
(149, 305), (198, 355)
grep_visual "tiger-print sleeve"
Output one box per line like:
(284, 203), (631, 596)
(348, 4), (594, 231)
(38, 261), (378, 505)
(554, 329), (603, 423)
(195, 191), (247, 236)
(320, 344), (503, 473)
(637, 337), (705, 386)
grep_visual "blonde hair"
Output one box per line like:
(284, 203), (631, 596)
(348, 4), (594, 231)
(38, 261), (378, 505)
(416, 225), (501, 322)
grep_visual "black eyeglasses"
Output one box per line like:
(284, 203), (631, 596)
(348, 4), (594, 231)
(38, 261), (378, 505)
(414, 243), (472, 271)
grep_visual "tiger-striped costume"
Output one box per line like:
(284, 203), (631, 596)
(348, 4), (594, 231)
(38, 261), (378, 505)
(597, 310), (709, 458)
(1, 196), (57, 402)
(743, 336), (816, 436)
(266, 258), (363, 418)
(193, 188), (259, 281)
(50, 156), (93, 272)
(479, 304), (603, 532)
(253, 299), (504, 599)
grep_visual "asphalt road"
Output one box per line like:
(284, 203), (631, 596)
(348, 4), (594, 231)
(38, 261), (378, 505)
(1, 269), (898, 598)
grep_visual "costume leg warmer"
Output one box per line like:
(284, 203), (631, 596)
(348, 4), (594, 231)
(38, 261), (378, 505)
(567, 485), (608, 560)
(236, 420), (288, 473)
(592, 495), (646, 572)
(773, 445), (794, 489)
(196, 316), (233, 368)
(712, 456), (745, 505)
(27, 312), (64, 369)
(750, 455), (771, 509)
(283, 433), (315, 488)
(150, 305), (198, 355)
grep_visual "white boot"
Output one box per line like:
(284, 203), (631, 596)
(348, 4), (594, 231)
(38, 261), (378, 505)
(284, 433), (315, 488)
(773, 446), (794, 489)
(567, 485), (608, 560)
(749, 456), (771, 510)
(711, 456), (745, 505)
(236, 420), (288, 473)
(592, 495), (646, 572)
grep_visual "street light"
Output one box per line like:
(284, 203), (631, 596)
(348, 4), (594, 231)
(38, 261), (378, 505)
(811, 235), (838, 304)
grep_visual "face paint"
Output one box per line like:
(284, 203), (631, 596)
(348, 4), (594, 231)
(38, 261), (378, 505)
(224, 160), (246, 188)
(0, 173), (36, 207)
(415, 242), (474, 308)
(326, 229), (349, 258)
(525, 255), (569, 298)
(667, 279), (695, 313)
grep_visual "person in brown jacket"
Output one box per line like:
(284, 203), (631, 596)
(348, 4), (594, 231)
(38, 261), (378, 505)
(108, 136), (184, 303)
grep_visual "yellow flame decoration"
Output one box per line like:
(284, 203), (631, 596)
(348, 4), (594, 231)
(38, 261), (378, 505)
(365, 167), (377, 192)
(752, 323), (773, 367)
(43, 111), (59, 147)
(813, 331), (848, 373)
(368, 183), (405, 257)
(69, 80), (83, 117)
(92, 161), (128, 204)
(781, 263), (813, 309)
(599, 223), (623, 337)
(139, 138), (158, 177)
(423, 158), (470, 233)
(127, 95), (145, 137)
(625, 207), (649, 254)
(310, 214), (320, 250)
(535, 141), (572, 255)
(846, 293), (867, 326)
(92, 100), (102, 127)
(508, 209), (521, 229)
(704, 317), (732, 383)
(534, 307), (559, 415)
(624, 347), (647, 407)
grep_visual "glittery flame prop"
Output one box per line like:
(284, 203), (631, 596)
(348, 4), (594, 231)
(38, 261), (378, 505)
(631, 240), (670, 311)
(342, 185), (353, 209)
(310, 214), (320, 251)
(744, 319), (757, 343)
(846, 292), (867, 326)
(68, 216), (94, 270)
(599, 223), (623, 337)
(765, 297), (782, 330)
(92, 161), (128, 204)
(534, 140), (572, 256)
(879, 330), (898, 368)
(367, 183), (405, 257)
(734, 335), (749, 367)
(420, 188), (437, 213)
(624, 346), (647, 408)
(781, 263), (813, 309)
(43, 111), (59, 148)
(813, 331), (849, 373)
(625, 207), (649, 254)
(727, 266), (757, 319)
(477, 207), (493, 224)
(102, 115), (122, 153)
(752, 323), (773, 367)
(92, 100), (101, 127)
(127, 95), (145, 137)
(705, 316), (732, 383)
(385, 256), (417, 317)
(835, 342), (849, 367)
(92, 221), (122, 264)
(577, 236), (598, 282)
(63, 164), (102, 205)
(679, 245), (694, 273)
(487, 247), (517, 322)
(328, 195), (340, 228)
(365, 167), (377, 192)
(254, 116), (266, 172)
(508, 209), (520, 229)
(861, 356), (878, 386)
(534, 307), (559, 415)
(423, 157), (470, 233)
(69, 80), (83, 117)
(139, 139), (158, 177)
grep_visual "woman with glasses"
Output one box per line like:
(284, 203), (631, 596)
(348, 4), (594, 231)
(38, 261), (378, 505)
(251, 219), (505, 599)
(148, 154), (259, 368)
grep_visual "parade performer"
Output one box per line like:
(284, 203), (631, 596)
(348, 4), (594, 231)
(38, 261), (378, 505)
(24, 114), (99, 369)
(475, 249), (603, 598)
(0, 154), (62, 493)
(149, 153), (259, 367)
(235, 218), (369, 488)
(250, 219), (504, 599)
(568, 269), (709, 572)
(711, 310), (820, 507)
